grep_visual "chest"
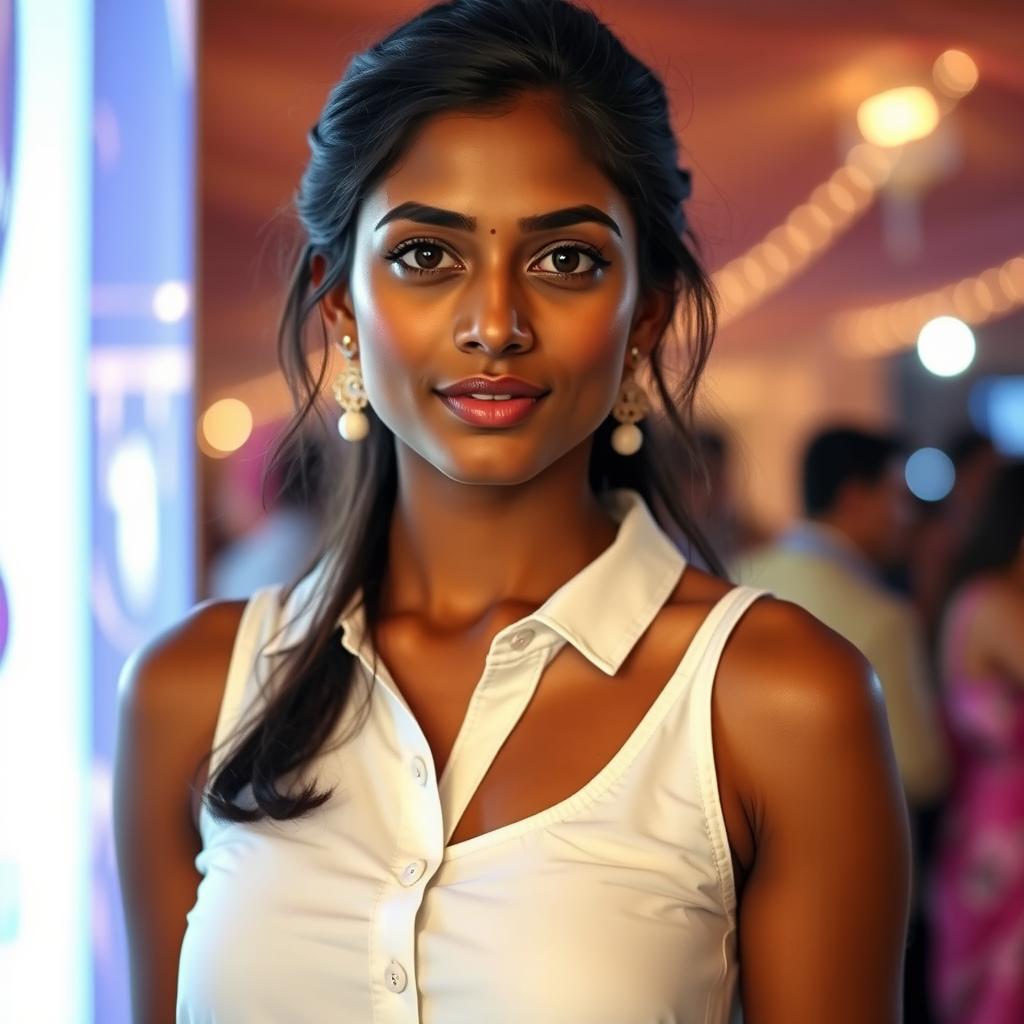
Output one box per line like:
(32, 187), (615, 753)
(372, 606), (754, 886)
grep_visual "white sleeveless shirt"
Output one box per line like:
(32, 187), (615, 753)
(177, 489), (768, 1023)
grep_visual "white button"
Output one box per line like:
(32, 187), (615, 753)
(410, 756), (428, 785)
(400, 859), (426, 886)
(385, 959), (408, 993)
(509, 628), (535, 650)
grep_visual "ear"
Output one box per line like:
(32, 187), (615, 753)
(310, 252), (356, 339)
(627, 283), (676, 364)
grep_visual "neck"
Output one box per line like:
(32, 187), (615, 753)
(810, 513), (875, 566)
(382, 439), (619, 628)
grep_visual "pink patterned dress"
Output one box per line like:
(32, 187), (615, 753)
(927, 583), (1024, 1023)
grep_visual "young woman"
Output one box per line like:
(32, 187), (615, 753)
(928, 462), (1024, 1022)
(114, 1), (911, 1020)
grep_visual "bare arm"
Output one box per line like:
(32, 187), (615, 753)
(720, 601), (911, 1023)
(113, 600), (244, 1024)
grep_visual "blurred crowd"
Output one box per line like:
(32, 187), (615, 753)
(205, 419), (1023, 1024)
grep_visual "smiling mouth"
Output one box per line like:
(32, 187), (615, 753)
(435, 391), (546, 428)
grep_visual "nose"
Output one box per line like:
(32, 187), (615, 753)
(453, 269), (533, 358)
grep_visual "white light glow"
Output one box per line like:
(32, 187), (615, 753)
(0, 1), (92, 1020)
(917, 316), (976, 377)
(152, 279), (190, 322)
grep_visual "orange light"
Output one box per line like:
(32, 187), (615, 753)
(857, 87), (940, 147)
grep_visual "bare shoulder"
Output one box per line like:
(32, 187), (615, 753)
(113, 598), (248, 1023)
(119, 598), (247, 725)
(718, 593), (884, 716)
(712, 595), (911, 1020)
(118, 598), (248, 811)
(714, 595), (897, 795)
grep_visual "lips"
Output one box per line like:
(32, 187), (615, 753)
(436, 393), (544, 428)
(435, 375), (548, 399)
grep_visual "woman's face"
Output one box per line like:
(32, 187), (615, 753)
(331, 92), (668, 485)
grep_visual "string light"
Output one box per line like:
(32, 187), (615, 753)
(837, 253), (1024, 356)
(702, 49), (978, 337)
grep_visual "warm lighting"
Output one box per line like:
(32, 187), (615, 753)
(857, 86), (940, 147)
(1000, 257), (1024, 300)
(201, 398), (253, 455)
(846, 143), (894, 185)
(917, 316), (976, 377)
(739, 256), (767, 291)
(933, 49), (979, 98)
(756, 242), (790, 276)
(787, 204), (832, 247)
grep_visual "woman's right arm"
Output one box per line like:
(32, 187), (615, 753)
(113, 599), (246, 1024)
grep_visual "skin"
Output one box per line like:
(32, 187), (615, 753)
(114, 92), (911, 1022)
(816, 460), (914, 569)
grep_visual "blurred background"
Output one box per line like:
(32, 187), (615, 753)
(0, 0), (1022, 1021)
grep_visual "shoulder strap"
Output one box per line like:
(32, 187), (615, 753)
(687, 584), (770, 919)
(673, 584), (770, 684)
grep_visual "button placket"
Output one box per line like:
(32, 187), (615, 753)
(410, 755), (428, 785)
(399, 859), (426, 887)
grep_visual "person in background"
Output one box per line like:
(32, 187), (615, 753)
(733, 425), (952, 1023)
(909, 429), (1004, 651)
(733, 425), (951, 806)
(927, 461), (1024, 1024)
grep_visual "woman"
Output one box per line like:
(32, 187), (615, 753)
(113, 1), (910, 1020)
(928, 462), (1024, 1023)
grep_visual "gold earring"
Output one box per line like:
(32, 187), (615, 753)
(610, 345), (648, 456)
(332, 334), (370, 442)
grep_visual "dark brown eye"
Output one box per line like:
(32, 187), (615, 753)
(384, 237), (460, 276)
(550, 248), (581, 273)
(408, 245), (443, 270)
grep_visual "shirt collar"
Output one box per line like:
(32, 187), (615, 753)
(277, 489), (686, 676)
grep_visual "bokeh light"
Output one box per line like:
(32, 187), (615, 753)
(932, 49), (979, 98)
(152, 280), (190, 323)
(905, 447), (956, 502)
(916, 316), (976, 377)
(857, 86), (940, 147)
(200, 398), (253, 456)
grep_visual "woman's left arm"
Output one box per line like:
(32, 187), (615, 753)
(721, 600), (912, 1023)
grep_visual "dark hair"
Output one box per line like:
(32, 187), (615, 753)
(802, 426), (903, 518)
(205, 0), (722, 822)
(946, 461), (1024, 598)
(945, 427), (994, 469)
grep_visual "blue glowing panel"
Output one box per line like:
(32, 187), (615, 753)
(90, 3), (195, 1023)
(0, 1), (92, 1020)
(0, 0), (12, 263)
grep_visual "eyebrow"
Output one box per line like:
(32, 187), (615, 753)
(373, 201), (621, 238)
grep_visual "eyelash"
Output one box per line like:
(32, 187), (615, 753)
(383, 236), (612, 280)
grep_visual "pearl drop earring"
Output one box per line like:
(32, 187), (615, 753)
(610, 345), (649, 456)
(332, 334), (370, 442)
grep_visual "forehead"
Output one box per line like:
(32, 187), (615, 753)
(363, 94), (631, 231)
